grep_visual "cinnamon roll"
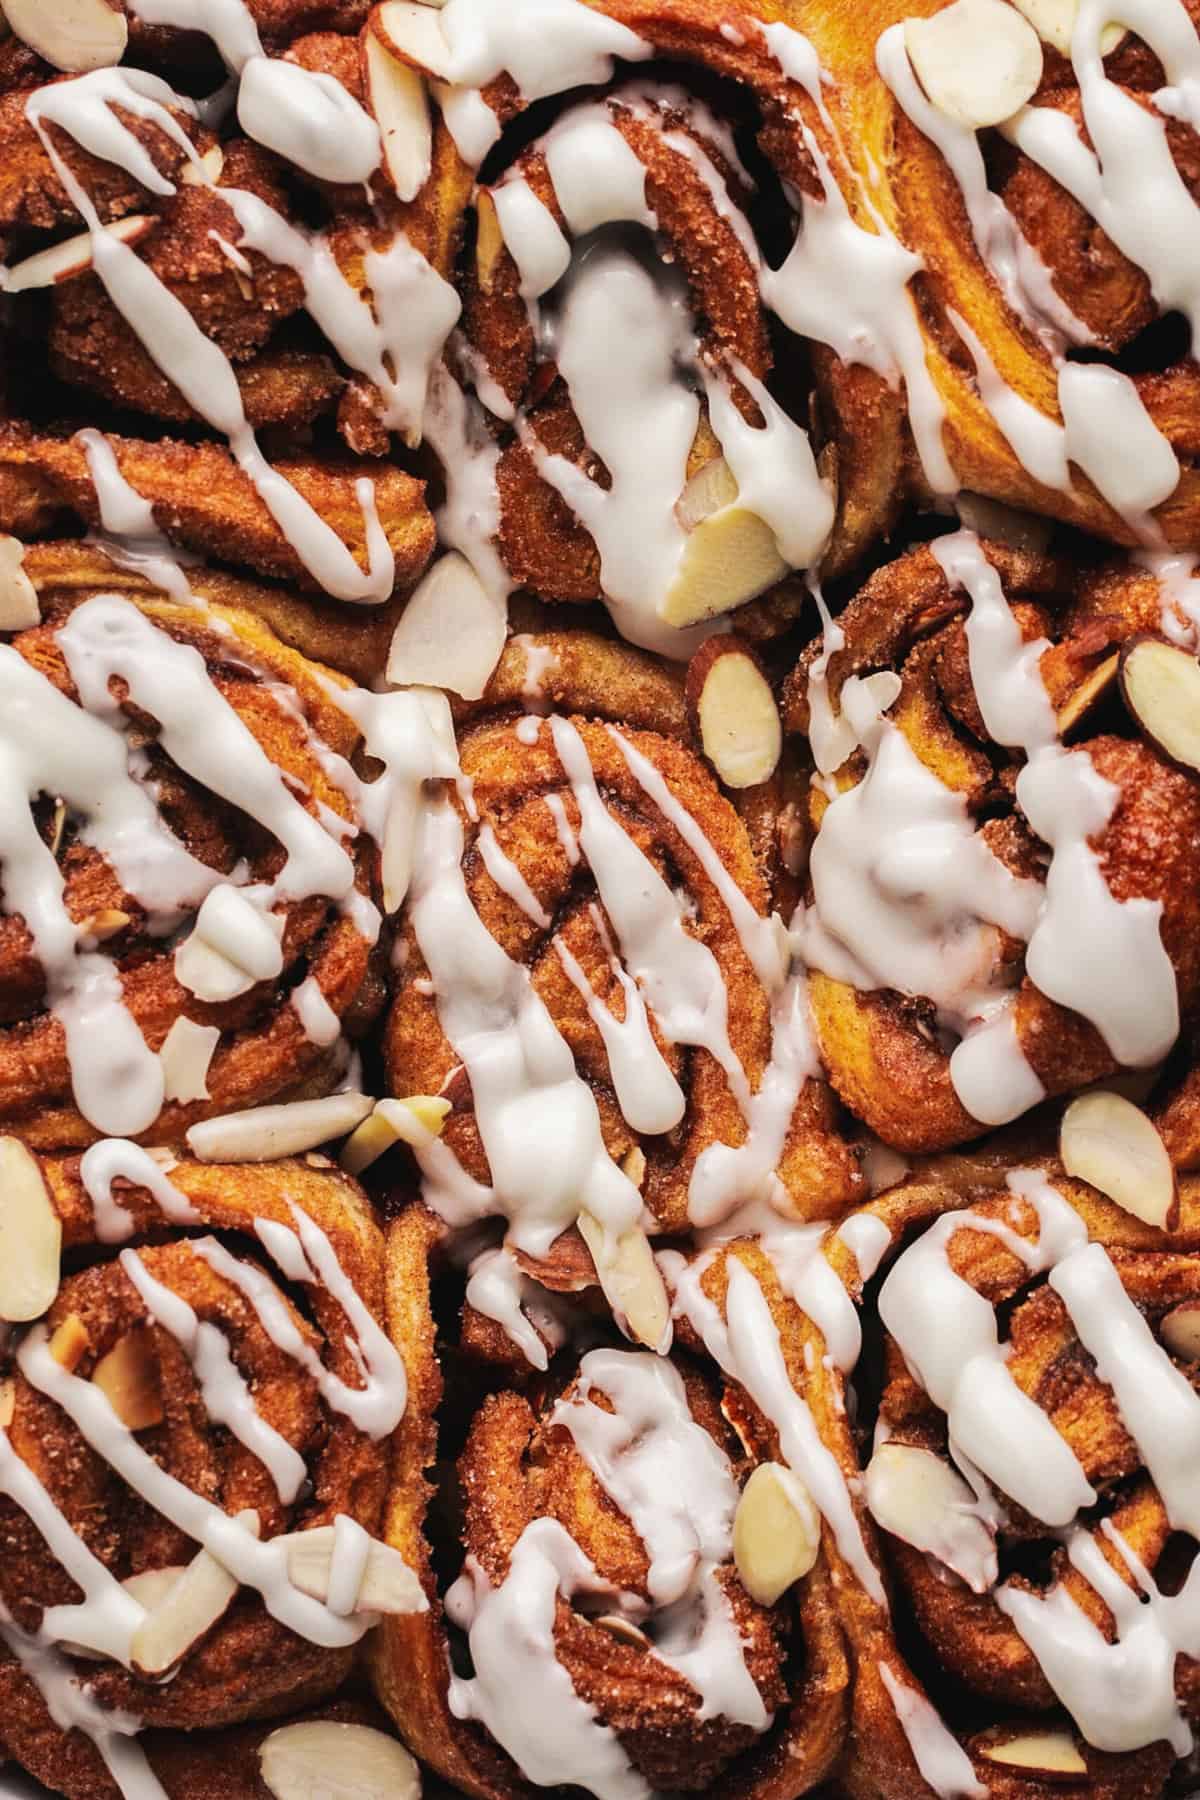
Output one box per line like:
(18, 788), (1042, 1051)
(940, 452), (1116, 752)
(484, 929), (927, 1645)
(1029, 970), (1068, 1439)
(786, 532), (1200, 1153)
(0, 569), (388, 1149)
(371, 1200), (850, 1800)
(0, 1143), (423, 1799)
(381, 622), (860, 1339)
(823, 1152), (1200, 1800)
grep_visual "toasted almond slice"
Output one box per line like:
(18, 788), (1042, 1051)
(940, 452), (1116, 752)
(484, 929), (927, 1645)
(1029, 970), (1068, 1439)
(49, 1313), (91, 1372)
(676, 455), (739, 531)
(1162, 1300), (1200, 1360)
(187, 1092), (375, 1163)
(1056, 652), (1119, 737)
(1060, 1090), (1176, 1229)
(661, 495), (789, 629)
(1119, 637), (1200, 775)
(594, 1613), (651, 1648)
(281, 1524), (426, 1616)
(364, 26), (432, 201)
(92, 1326), (164, 1430)
(978, 1731), (1088, 1777)
(904, 0), (1043, 129)
(0, 1380), (14, 1430)
(577, 1212), (671, 1354)
(387, 553), (507, 700)
(79, 908), (131, 943)
(122, 1565), (189, 1612)
(5, 0), (129, 71)
(474, 189), (505, 293)
(5, 216), (153, 294)
(159, 1016), (221, 1104)
(340, 1095), (450, 1175)
(373, 0), (453, 78)
(685, 637), (782, 790)
(260, 1721), (422, 1800)
(865, 1442), (997, 1592)
(180, 144), (225, 187)
(0, 535), (40, 631)
(621, 1145), (647, 1189)
(0, 1137), (61, 1323)
(1009, 0), (1124, 55)
(131, 1516), (258, 1675)
(733, 1462), (820, 1605)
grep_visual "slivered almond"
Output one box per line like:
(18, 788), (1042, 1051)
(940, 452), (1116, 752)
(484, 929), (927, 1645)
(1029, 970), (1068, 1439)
(260, 1721), (422, 1800)
(49, 1313), (91, 1372)
(865, 1442), (997, 1593)
(5, 217), (153, 294)
(1162, 1301), (1200, 1361)
(372, 0), (454, 79)
(122, 1566), (188, 1612)
(364, 25), (432, 202)
(1057, 653), (1119, 737)
(0, 536), (39, 631)
(180, 144), (225, 187)
(733, 1462), (820, 1605)
(92, 1326), (164, 1431)
(904, 0), (1043, 129)
(1009, 0), (1124, 56)
(978, 1730), (1088, 1777)
(595, 1613), (651, 1648)
(1119, 637), (1200, 775)
(4, 0), (129, 71)
(474, 190), (505, 293)
(78, 908), (130, 943)
(281, 1525), (426, 1616)
(131, 1515), (258, 1675)
(340, 1095), (450, 1175)
(387, 552), (507, 701)
(1060, 1090), (1176, 1229)
(686, 638), (782, 791)
(159, 1016), (221, 1105)
(186, 1092), (374, 1163)
(621, 1145), (647, 1190)
(577, 1212), (671, 1354)
(0, 1137), (61, 1323)
(661, 463), (789, 629)
(0, 1380), (13, 1430)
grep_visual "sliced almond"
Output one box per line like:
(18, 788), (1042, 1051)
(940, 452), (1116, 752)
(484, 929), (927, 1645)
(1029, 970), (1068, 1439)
(474, 190), (505, 294)
(577, 1212), (672, 1354)
(130, 1518), (258, 1675)
(1119, 637), (1200, 775)
(0, 1137), (61, 1323)
(372, 0), (454, 79)
(661, 491), (789, 629)
(733, 1462), (820, 1605)
(4, 0), (129, 71)
(1009, 0), (1124, 56)
(186, 1092), (375, 1163)
(686, 637), (782, 790)
(340, 1094), (450, 1175)
(122, 1565), (189, 1612)
(364, 25), (432, 202)
(594, 1613), (651, 1648)
(387, 552), (507, 701)
(92, 1326), (164, 1430)
(978, 1730), (1088, 1777)
(1056, 652), (1119, 738)
(79, 908), (131, 943)
(1161, 1300), (1200, 1360)
(1060, 1090), (1176, 1229)
(180, 144), (225, 188)
(0, 1380), (14, 1430)
(159, 1016), (221, 1104)
(49, 1313), (91, 1372)
(865, 1443), (997, 1592)
(904, 0), (1043, 129)
(281, 1525), (426, 1616)
(676, 456), (739, 532)
(260, 1720), (422, 1800)
(0, 536), (40, 631)
(621, 1145), (647, 1190)
(5, 216), (153, 294)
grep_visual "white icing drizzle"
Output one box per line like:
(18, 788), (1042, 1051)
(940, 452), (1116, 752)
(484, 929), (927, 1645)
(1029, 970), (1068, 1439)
(119, 1248), (308, 1503)
(81, 1139), (202, 1243)
(76, 430), (196, 602)
(666, 1250), (885, 1604)
(551, 1348), (769, 1729)
(835, 1213), (893, 1282)
(447, 1518), (651, 1800)
(552, 932), (685, 1137)
(544, 791), (581, 865)
(476, 823), (552, 929)
(464, 1244), (567, 1372)
(291, 976), (342, 1049)
(878, 1663), (987, 1800)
